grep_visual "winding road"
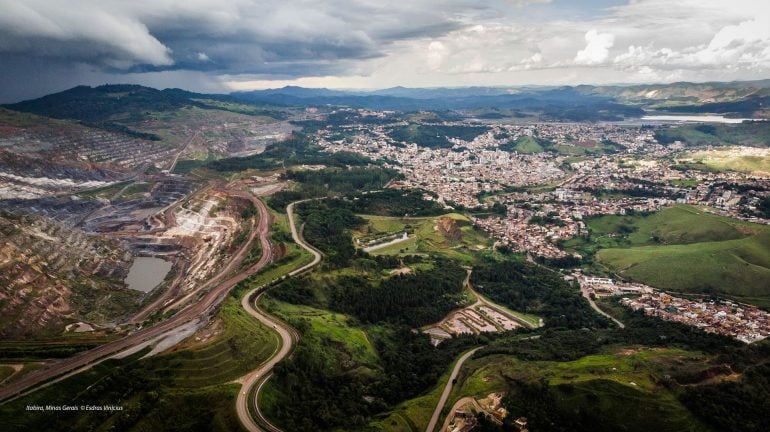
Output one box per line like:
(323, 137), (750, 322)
(286, 200), (323, 276)
(580, 285), (625, 328)
(0, 189), (273, 403)
(236, 291), (298, 432)
(234, 200), (324, 431)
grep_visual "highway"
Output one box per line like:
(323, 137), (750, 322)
(0, 189), (274, 403)
(235, 199), (324, 431)
(425, 347), (481, 432)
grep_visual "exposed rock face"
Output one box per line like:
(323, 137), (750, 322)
(0, 212), (138, 337)
(0, 109), (175, 199)
(437, 216), (462, 241)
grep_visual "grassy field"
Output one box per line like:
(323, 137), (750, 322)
(0, 365), (15, 382)
(118, 181), (154, 199)
(354, 213), (492, 263)
(74, 180), (131, 199)
(446, 347), (712, 432)
(670, 178), (701, 188)
(566, 205), (770, 305)
(509, 136), (545, 153)
(148, 298), (279, 388)
(683, 148), (770, 175)
(264, 299), (380, 367)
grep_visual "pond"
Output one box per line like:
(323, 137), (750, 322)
(124, 256), (172, 293)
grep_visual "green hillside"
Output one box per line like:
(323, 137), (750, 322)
(499, 136), (548, 153)
(573, 205), (770, 305)
(449, 348), (713, 432)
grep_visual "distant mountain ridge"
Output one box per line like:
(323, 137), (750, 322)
(4, 80), (769, 124)
(234, 79), (770, 118)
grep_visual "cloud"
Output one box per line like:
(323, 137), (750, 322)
(2, 0), (770, 101)
(506, 0), (552, 6)
(0, 0), (173, 67)
(574, 30), (615, 65)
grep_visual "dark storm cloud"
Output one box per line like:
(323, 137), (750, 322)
(0, 0), (489, 100)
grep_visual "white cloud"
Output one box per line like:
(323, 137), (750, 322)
(426, 41), (448, 70)
(574, 30), (615, 65)
(0, 0), (173, 67)
(3, 0), (770, 99)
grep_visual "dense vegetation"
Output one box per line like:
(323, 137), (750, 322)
(342, 189), (445, 216)
(387, 123), (490, 148)
(205, 133), (374, 172)
(267, 166), (399, 210)
(266, 322), (474, 431)
(4, 84), (284, 126)
(296, 200), (364, 267)
(654, 121), (770, 147)
(471, 259), (609, 329)
(264, 253), (475, 431)
(472, 304), (770, 432)
(271, 255), (466, 327)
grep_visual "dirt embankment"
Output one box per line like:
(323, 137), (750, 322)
(437, 217), (462, 241)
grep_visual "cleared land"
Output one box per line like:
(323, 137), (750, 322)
(681, 147), (770, 175)
(354, 213), (491, 263)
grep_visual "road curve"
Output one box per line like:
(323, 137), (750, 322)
(425, 347), (481, 432)
(580, 285), (625, 328)
(236, 199), (324, 431)
(236, 291), (297, 432)
(286, 200), (322, 276)
(0, 192), (273, 403)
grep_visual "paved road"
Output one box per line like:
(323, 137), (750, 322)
(0, 190), (273, 403)
(235, 200), (325, 431)
(580, 285), (625, 328)
(425, 347), (481, 432)
(236, 291), (298, 432)
(463, 269), (543, 330)
(286, 200), (322, 276)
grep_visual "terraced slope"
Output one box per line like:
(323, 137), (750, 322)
(0, 212), (138, 337)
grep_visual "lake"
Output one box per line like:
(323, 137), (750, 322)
(640, 115), (758, 124)
(124, 256), (172, 293)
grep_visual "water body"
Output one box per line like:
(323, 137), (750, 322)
(640, 115), (757, 124)
(124, 256), (172, 293)
(363, 232), (411, 253)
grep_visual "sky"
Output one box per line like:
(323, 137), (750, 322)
(0, 0), (769, 102)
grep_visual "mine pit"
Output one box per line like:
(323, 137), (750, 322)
(124, 256), (172, 293)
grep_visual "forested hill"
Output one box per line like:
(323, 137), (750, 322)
(4, 84), (285, 124)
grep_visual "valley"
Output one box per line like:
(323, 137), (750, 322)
(0, 81), (769, 432)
